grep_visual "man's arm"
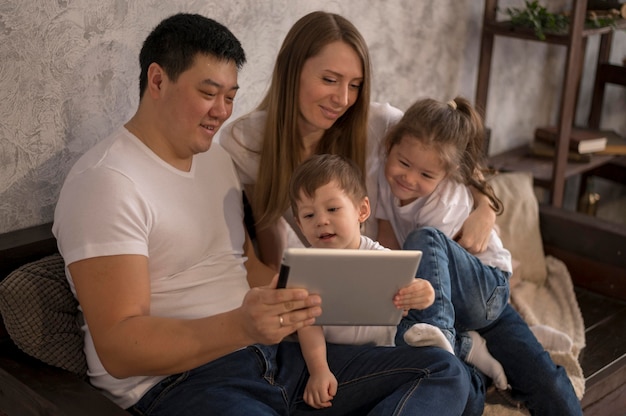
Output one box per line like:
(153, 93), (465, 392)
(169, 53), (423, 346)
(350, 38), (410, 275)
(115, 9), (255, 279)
(69, 255), (320, 378)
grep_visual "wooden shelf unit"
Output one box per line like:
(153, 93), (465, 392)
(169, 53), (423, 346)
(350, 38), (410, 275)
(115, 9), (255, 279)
(476, 0), (626, 207)
(588, 29), (626, 128)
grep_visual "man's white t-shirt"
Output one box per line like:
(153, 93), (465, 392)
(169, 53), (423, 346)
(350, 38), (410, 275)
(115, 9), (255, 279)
(53, 128), (250, 408)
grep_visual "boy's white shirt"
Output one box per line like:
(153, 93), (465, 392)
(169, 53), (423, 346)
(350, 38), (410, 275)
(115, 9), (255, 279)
(321, 236), (396, 347)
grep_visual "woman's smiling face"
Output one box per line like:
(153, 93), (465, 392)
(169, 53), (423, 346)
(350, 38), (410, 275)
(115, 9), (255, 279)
(297, 41), (363, 138)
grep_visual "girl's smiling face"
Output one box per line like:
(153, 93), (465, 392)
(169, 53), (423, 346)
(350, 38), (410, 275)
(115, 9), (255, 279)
(384, 135), (449, 206)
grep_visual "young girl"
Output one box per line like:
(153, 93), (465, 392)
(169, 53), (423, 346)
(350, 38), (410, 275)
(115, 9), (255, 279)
(376, 96), (512, 390)
(289, 154), (437, 409)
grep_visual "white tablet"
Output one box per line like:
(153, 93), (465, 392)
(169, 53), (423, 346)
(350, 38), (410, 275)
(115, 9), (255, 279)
(277, 248), (422, 326)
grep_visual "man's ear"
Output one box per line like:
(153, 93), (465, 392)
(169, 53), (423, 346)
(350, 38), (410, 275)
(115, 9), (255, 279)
(146, 62), (165, 99)
(358, 196), (371, 223)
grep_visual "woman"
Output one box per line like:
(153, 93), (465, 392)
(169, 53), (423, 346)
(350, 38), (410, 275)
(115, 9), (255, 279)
(218, 11), (495, 272)
(218, 11), (582, 415)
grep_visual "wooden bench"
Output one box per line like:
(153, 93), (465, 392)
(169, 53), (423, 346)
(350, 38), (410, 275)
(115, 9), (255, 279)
(1, 207), (625, 415)
(540, 205), (626, 416)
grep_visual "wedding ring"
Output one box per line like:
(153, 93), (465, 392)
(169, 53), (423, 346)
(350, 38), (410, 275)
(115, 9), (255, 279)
(279, 315), (284, 327)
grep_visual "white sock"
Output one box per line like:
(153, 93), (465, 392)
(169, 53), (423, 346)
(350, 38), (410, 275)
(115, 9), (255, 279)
(530, 324), (573, 352)
(403, 323), (454, 354)
(466, 331), (508, 390)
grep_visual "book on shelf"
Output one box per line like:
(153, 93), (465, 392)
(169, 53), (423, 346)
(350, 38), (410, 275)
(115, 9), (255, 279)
(528, 141), (592, 163)
(534, 126), (607, 154)
(597, 130), (626, 156)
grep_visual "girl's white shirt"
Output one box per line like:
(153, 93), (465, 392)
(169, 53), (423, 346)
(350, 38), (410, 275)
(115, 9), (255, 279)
(377, 170), (512, 273)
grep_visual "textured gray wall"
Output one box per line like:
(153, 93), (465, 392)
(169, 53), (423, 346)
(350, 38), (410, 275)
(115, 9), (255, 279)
(1, 0), (625, 233)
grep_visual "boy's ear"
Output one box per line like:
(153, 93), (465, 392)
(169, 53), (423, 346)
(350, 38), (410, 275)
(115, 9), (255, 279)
(358, 196), (371, 223)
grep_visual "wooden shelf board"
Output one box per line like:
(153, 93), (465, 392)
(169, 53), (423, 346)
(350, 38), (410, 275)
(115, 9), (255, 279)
(484, 19), (626, 44)
(488, 146), (616, 188)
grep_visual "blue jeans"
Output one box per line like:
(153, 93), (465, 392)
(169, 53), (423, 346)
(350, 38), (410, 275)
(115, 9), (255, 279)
(398, 227), (582, 415)
(476, 304), (583, 415)
(396, 227), (510, 359)
(128, 341), (472, 416)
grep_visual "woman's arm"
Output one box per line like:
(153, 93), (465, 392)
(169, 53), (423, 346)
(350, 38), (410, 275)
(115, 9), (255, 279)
(377, 219), (401, 250)
(244, 184), (288, 272)
(255, 219), (288, 272)
(244, 228), (277, 287)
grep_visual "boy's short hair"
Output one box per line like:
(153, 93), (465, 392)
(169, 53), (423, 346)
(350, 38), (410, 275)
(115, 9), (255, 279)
(289, 154), (367, 216)
(138, 13), (246, 98)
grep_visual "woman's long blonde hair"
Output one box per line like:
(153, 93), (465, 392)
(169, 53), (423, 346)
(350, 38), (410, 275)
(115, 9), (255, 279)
(252, 11), (372, 231)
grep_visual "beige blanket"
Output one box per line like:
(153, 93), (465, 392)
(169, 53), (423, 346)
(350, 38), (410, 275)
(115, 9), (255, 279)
(483, 255), (586, 415)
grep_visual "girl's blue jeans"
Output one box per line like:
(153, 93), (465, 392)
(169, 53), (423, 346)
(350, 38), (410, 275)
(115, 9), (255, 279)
(128, 341), (471, 416)
(397, 227), (582, 416)
(470, 304), (583, 415)
(395, 226), (510, 359)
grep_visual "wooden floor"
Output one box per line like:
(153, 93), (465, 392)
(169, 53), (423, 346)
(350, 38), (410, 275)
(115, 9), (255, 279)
(576, 287), (626, 416)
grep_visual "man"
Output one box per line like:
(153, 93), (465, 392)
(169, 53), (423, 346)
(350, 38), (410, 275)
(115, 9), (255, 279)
(53, 13), (470, 415)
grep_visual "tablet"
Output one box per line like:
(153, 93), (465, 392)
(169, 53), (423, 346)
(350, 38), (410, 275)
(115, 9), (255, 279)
(277, 248), (422, 326)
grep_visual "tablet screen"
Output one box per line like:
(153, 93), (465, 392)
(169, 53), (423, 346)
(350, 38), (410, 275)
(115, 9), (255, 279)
(277, 248), (421, 326)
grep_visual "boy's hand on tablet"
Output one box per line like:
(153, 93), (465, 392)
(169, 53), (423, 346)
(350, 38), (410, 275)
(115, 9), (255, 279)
(394, 278), (435, 314)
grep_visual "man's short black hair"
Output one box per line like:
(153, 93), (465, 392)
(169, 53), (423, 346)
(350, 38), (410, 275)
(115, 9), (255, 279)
(138, 13), (246, 97)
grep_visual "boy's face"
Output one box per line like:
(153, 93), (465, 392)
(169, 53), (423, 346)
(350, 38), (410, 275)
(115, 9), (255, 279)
(295, 180), (370, 250)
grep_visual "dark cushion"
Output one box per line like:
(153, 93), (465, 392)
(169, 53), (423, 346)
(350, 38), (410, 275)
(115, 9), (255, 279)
(0, 253), (87, 377)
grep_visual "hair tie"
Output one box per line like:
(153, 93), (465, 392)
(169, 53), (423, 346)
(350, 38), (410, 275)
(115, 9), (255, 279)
(447, 100), (457, 110)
